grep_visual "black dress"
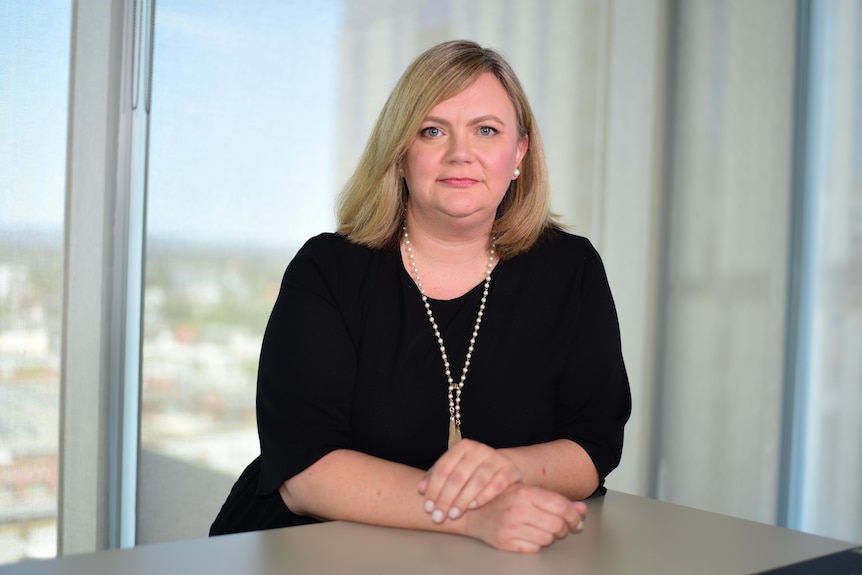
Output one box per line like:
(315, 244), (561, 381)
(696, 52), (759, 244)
(210, 229), (631, 535)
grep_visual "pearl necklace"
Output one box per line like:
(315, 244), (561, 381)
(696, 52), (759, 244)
(403, 227), (495, 448)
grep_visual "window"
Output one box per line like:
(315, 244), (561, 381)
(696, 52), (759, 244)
(138, 0), (344, 542)
(0, 1), (72, 563)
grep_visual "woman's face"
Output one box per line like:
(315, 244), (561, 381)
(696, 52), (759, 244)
(402, 72), (528, 231)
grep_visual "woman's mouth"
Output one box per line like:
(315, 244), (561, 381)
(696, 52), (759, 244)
(440, 178), (478, 187)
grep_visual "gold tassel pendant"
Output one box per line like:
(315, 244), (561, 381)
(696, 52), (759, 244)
(447, 420), (462, 448)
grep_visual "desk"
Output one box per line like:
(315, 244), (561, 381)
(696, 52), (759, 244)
(1, 491), (855, 574)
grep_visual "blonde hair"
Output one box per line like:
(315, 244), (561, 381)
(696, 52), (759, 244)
(336, 40), (561, 259)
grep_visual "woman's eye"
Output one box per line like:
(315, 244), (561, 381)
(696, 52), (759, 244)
(478, 126), (497, 136)
(422, 127), (442, 138)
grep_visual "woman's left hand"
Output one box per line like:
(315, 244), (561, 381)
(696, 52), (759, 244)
(417, 439), (523, 523)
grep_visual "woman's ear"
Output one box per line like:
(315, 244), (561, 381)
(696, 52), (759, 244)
(516, 134), (529, 167)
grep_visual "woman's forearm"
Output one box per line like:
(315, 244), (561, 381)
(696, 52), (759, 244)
(279, 449), (466, 535)
(499, 439), (599, 500)
(280, 447), (588, 553)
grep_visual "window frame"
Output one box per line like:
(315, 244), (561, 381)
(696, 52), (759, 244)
(59, 0), (150, 553)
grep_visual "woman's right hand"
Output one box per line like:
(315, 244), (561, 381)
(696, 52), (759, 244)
(462, 483), (586, 552)
(418, 438), (523, 523)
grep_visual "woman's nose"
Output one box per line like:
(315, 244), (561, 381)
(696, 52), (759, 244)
(445, 133), (473, 163)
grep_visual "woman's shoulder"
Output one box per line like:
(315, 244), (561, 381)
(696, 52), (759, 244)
(294, 232), (386, 263)
(288, 232), (397, 285)
(524, 227), (599, 263)
(298, 231), (362, 253)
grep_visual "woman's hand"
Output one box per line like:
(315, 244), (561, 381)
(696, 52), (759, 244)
(463, 483), (586, 552)
(417, 439), (524, 523)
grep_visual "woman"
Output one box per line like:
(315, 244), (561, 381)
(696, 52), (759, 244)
(211, 40), (631, 553)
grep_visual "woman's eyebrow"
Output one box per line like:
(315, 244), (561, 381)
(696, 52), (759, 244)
(421, 114), (506, 126)
(467, 114), (505, 126)
(422, 115), (451, 126)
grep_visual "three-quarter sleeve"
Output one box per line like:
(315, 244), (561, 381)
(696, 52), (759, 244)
(255, 236), (358, 495)
(554, 240), (632, 486)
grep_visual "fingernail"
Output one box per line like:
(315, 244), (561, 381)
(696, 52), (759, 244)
(576, 520), (584, 532)
(468, 500), (478, 509)
(448, 506), (460, 520)
(431, 509), (445, 523)
(424, 500), (434, 513)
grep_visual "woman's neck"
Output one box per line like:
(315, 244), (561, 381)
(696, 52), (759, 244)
(403, 210), (492, 262)
(402, 211), (496, 300)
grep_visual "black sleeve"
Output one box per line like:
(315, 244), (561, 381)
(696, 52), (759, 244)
(554, 240), (632, 489)
(255, 236), (358, 495)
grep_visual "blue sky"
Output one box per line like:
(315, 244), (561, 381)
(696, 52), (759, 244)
(1, 0), (345, 250)
(148, 0), (344, 249)
(0, 1), (71, 236)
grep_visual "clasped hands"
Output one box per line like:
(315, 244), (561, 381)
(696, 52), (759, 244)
(417, 439), (586, 552)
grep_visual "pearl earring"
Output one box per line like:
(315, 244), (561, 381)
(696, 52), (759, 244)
(513, 168), (521, 178)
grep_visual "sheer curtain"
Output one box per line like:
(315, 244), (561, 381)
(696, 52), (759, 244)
(654, 1), (797, 524)
(797, 0), (862, 541)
